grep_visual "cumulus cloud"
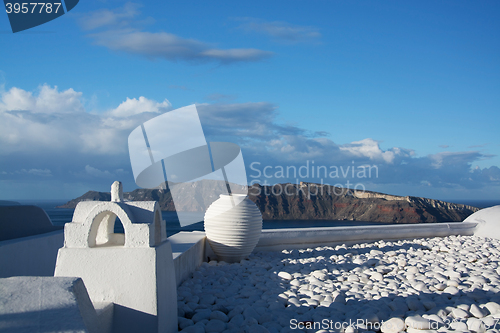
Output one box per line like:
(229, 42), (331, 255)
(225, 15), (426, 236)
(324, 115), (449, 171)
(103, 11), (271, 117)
(80, 3), (273, 64)
(246, 134), (415, 171)
(0, 87), (34, 111)
(1, 84), (498, 197)
(237, 18), (321, 43)
(197, 102), (304, 142)
(195, 102), (498, 190)
(340, 139), (404, 164)
(197, 103), (407, 163)
(0, 84), (84, 114)
(109, 96), (171, 118)
(429, 151), (483, 169)
(245, 135), (498, 190)
(0, 85), (161, 155)
(474, 166), (500, 182)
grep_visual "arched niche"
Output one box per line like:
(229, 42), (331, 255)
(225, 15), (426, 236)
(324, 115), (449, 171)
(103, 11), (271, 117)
(92, 211), (125, 247)
(87, 205), (132, 248)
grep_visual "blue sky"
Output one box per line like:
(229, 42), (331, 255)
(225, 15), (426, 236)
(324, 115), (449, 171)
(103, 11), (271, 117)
(0, 0), (499, 201)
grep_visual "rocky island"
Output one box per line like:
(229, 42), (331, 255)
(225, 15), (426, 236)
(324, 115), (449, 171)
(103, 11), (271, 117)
(58, 182), (478, 223)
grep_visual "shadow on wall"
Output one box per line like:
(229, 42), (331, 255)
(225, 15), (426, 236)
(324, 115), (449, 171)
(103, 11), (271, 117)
(112, 305), (157, 333)
(0, 205), (64, 278)
(0, 307), (94, 333)
(0, 205), (62, 241)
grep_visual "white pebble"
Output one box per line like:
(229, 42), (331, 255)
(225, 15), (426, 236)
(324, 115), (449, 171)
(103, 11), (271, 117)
(381, 317), (405, 333)
(177, 236), (500, 333)
(407, 267), (419, 274)
(484, 302), (500, 315)
(449, 321), (468, 331)
(470, 304), (486, 318)
(312, 270), (328, 280)
(451, 308), (470, 319)
(443, 286), (459, 295)
(278, 272), (293, 280)
(405, 315), (432, 330)
(348, 275), (359, 282)
(467, 317), (486, 333)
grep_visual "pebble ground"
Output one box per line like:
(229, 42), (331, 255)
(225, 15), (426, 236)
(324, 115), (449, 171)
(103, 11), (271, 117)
(177, 235), (500, 333)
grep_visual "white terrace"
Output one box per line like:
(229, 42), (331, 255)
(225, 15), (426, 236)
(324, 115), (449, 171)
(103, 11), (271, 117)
(0, 182), (498, 333)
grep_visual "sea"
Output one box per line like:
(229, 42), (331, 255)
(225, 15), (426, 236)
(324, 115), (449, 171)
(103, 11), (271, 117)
(14, 199), (500, 238)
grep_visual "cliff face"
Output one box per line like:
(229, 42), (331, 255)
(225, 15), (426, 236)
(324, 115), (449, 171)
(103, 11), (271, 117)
(59, 182), (479, 223)
(247, 183), (478, 223)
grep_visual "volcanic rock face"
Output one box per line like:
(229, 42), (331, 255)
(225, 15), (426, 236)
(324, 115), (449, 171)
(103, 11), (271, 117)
(248, 183), (479, 223)
(59, 182), (478, 223)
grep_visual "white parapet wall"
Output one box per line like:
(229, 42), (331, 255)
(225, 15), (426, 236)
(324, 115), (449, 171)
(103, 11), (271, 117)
(0, 230), (63, 278)
(169, 231), (207, 287)
(255, 222), (479, 252)
(0, 276), (104, 333)
(0, 204), (64, 278)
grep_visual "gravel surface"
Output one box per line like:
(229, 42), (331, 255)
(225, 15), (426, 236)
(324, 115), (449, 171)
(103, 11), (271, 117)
(177, 235), (500, 333)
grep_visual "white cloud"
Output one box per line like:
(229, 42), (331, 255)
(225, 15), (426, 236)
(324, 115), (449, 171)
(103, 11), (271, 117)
(0, 85), (160, 155)
(0, 87), (34, 112)
(85, 165), (113, 178)
(0, 83), (498, 193)
(196, 102), (498, 190)
(237, 18), (322, 43)
(109, 96), (171, 118)
(89, 30), (273, 64)
(79, 4), (273, 64)
(78, 2), (142, 31)
(34, 85), (85, 114)
(429, 151), (481, 169)
(200, 48), (273, 63)
(197, 102), (302, 141)
(340, 138), (400, 163)
(13, 168), (52, 177)
(0, 84), (84, 114)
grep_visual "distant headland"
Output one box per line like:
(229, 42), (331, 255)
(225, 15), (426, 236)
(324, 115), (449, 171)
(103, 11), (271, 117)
(58, 181), (478, 223)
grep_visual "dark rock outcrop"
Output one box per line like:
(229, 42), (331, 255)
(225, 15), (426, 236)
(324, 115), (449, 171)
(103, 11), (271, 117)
(58, 182), (479, 223)
(247, 183), (478, 223)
